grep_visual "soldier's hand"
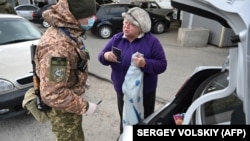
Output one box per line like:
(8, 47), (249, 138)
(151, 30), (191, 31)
(86, 102), (97, 115)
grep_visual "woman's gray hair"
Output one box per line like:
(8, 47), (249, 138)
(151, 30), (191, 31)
(122, 7), (151, 33)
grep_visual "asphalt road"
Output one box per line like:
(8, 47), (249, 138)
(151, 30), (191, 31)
(0, 23), (229, 141)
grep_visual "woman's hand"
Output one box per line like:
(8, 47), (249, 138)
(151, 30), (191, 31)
(104, 51), (119, 63)
(133, 52), (146, 68)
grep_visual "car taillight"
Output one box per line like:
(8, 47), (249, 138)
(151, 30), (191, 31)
(32, 11), (35, 17)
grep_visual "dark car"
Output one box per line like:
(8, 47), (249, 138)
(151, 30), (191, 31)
(132, 0), (174, 22)
(96, 0), (113, 4)
(32, 3), (56, 28)
(91, 3), (171, 39)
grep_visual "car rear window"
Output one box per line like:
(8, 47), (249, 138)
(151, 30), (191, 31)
(109, 6), (127, 15)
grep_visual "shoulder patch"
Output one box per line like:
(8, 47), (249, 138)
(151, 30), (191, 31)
(49, 57), (67, 82)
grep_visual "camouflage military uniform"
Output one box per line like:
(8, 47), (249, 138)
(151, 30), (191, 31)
(47, 108), (84, 141)
(34, 0), (91, 140)
(0, 0), (16, 14)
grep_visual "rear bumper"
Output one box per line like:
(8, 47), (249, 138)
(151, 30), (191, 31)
(0, 87), (32, 120)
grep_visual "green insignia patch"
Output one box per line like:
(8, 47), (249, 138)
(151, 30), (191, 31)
(49, 57), (67, 82)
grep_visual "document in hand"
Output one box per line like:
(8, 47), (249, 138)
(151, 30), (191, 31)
(112, 47), (121, 63)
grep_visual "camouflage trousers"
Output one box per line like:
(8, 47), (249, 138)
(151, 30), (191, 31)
(46, 108), (84, 141)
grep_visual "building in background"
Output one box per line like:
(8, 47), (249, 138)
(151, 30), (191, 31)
(7, 0), (18, 6)
(181, 11), (236, 47)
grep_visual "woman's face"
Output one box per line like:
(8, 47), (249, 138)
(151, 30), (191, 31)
(122, 19), (141, 38)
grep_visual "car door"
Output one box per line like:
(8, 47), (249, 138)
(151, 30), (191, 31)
(107, 5), (127, 32)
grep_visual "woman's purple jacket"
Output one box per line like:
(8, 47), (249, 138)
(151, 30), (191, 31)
(98, 32), (167, 96)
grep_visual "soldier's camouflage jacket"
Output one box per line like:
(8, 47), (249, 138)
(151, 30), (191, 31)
(34, 0), (89, 115)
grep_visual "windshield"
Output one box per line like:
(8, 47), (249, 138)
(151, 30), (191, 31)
(0, 18), (42, 45)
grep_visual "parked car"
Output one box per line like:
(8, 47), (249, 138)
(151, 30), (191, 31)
(131, 0), (174, 22)
(0, 14), (42, 120)
(120, 0), (249, 139)
(15, 4), (39, 21)
(91, 3), (171, 39)
(32, 3), (56, 28)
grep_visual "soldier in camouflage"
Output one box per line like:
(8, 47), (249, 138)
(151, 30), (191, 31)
(34, 0), (97, 140)
(0, 0), (16, 14)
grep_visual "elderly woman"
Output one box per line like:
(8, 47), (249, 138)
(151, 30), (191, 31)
(98, 7), (167, 135)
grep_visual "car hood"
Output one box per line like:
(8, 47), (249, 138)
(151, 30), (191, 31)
(0, 40), (39, 87)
